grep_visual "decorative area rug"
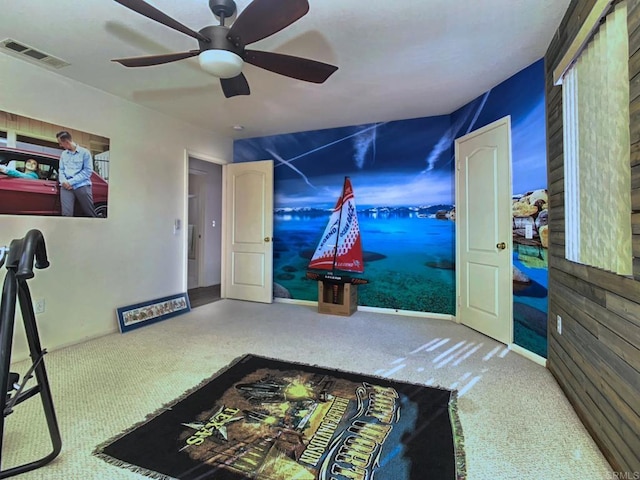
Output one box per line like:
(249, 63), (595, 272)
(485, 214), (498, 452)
(94, 354), (465, 479)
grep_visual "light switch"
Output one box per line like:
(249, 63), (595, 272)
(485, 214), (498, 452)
(525, 224), (533, 239)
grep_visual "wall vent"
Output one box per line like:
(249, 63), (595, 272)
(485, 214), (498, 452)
(0, 39), (70, 69)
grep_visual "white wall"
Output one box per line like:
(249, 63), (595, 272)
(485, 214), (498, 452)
(0, 54), (232, 361)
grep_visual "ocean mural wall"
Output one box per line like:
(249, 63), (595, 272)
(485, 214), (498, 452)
(235, 116), (457, 314)
(234, 59), (548, 358)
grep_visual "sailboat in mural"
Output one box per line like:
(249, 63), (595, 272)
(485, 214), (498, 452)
(306, 177), (369, 285)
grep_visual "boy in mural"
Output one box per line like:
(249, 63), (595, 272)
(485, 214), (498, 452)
(56, 130), (97, 217)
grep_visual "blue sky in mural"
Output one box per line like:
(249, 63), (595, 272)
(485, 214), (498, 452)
(452, 59), (546, 195)
(234, 115), (454, 209)
(235, 61), (546, 208)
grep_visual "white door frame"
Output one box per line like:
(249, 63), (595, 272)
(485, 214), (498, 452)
(183, 150), (228, 294)
(455, 116), (513, 345)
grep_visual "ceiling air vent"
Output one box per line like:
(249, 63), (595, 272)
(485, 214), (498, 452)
(0, 39), (70, 69)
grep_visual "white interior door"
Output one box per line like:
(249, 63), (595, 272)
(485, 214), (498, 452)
(223, 160), (273, 303)
(456, 117), (512, 344)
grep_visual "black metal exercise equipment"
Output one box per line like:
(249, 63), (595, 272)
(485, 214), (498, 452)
(0, 229), (61, 478)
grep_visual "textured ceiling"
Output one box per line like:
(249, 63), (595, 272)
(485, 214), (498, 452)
(0, 0), (570, 139)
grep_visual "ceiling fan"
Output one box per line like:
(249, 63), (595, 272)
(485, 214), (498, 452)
(111, 0), (338, 98)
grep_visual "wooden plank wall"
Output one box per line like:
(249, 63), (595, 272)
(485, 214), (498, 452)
(545, 0), (640, 472)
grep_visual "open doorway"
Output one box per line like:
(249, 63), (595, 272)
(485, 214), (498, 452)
(187, 156), (223, 308)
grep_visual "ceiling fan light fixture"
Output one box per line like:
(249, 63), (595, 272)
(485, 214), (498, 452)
(112, 0), (338, 97)
(198, 50), (243, 78)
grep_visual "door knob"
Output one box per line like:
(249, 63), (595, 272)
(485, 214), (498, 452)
(264, 237), (271, 242)
(496, 242), (506, 250)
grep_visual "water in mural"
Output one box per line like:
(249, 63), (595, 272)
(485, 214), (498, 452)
(274, 208), (456, 314)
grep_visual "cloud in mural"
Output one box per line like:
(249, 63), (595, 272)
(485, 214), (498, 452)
(511, 100), (546, 193)
(423, 131), (455, 173)
(276, 169), (454, 208)
(422, 91), (491, 172)
(265, 148), (317, 190)
(258, 123), (388, 184)
(463, 90), (491, 135)
(355, 170), (454, 206)
(353, 125), (377, 169)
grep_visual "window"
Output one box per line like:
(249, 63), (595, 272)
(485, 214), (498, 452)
(15, 134), (63, 157)
(559, 0), (631, 275)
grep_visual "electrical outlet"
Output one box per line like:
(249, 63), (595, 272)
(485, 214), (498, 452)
(34, 298), (45, 314)
(556, 314), (562, 335)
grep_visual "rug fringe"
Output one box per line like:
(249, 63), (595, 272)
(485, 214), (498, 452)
(94, 452), (177, 480)
(246, 353), (456, 393)
(449, 390), (467, 480)
(93, 354), (251, 458)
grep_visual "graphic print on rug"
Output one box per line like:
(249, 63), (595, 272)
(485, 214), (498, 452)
(95, 354), (465, 480)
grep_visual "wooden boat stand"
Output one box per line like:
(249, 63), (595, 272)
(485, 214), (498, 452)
(0, 230), (61, 478)
(306, 271), (367, 317)
(317, 281), (358, 316)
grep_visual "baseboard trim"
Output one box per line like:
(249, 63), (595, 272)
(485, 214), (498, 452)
(356, 305), (454, 321)
(273, 297), (455, 322)
(273, 298), (316, 307)
(508, 343), (547, 366)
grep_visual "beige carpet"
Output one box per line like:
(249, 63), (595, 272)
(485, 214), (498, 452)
(3, 300), (612, 479)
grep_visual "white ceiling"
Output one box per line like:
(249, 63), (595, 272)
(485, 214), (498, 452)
(1, 0), (570, 140)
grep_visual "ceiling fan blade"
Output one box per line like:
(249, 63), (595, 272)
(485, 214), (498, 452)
(220, 74), (250, 98)
(112, 50), (200, 67)
(245, 50), (338, 83)
(113, 0), (209, 43)
(228, 0), (309, 46)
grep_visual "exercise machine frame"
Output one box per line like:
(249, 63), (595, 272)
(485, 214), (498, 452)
(0, 229), (61, 478)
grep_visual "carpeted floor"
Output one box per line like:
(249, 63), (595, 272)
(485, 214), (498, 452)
(3, 300), (612, 479)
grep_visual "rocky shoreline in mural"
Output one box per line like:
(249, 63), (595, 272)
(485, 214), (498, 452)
(511, 189), (548, 288)
(511, 188), (549, 356)
(512, 188), (548, 248)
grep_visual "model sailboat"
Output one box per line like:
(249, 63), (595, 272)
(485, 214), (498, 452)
(306, 177), (369, 285)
